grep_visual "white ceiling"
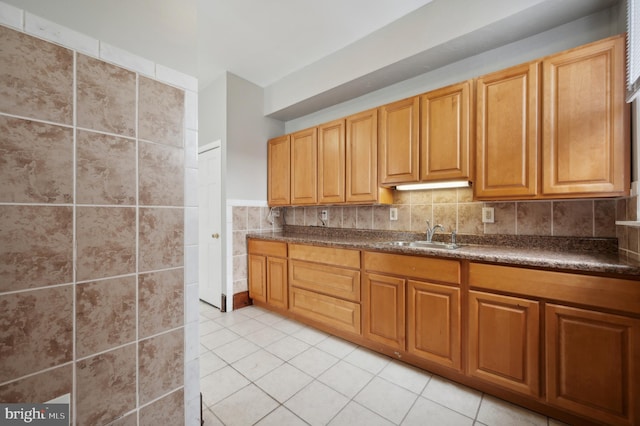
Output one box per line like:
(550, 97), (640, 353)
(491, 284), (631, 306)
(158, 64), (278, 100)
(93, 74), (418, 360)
(4, 0), (623, 120)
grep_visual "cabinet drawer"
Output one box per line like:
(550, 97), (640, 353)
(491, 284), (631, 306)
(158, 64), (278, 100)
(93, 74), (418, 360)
(469, 263), (640, 315)
(289, 287), (361, 335)
(289, 259), (360, 301)
(248, 239), (287, 257)
(289, 244), (360, 269)
(363, 251), (460, 285)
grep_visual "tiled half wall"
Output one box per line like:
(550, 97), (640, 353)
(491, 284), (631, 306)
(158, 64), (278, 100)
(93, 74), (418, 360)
(0, 9), (200, 426)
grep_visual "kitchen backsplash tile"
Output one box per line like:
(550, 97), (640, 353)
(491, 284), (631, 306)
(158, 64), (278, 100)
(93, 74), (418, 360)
(516, 202), (552, 236)
(76, 130), (136, 205)
(77, 53), (136, 137)
(553, 200), (593, 237)
(0, 285), (73, 382)
(139, 141), (184, 206)
(76, 344), (137, 426)
(76, 276), (137, 357)
(0, 116), (73, 204)
(76, 206), (136, 281)
(139, 328), (184, 405)
(0, 205), (73, 292)
(139, 268), (185, 338)
(0, 26), (73, 124)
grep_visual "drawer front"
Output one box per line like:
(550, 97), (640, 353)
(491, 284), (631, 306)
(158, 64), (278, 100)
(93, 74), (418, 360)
(363, 251), (461, 285)
(289, 244), (360, 269)
(289, 287), (361, 335)
(248, 239), (287, 257)
(469, 263), (640, 315)
(290, 259), (360, 301)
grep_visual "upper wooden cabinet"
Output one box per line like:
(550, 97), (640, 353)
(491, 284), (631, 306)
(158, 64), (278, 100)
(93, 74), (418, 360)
(542, 35), (629, 197)
(267, 135), (290, 206)
(346, 109), (393, 204)
(379, 97), (420, 184)
(475, 62), (539, 199)
(290, 127), (318, 205)
(475, 34), (629, 200)
(421, 80), (473, 182)
(318, 119), (346, 204)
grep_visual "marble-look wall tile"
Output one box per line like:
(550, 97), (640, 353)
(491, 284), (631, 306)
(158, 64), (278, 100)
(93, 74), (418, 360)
(393, 190), (411, 204)
(139, 268), (184, 338)
(389, 204), (411, 231)
(293, 207), (305, 226)
(108, 413), (138, 426)
(433, 188), (457, 204)
(458, 203), (483, 234)
(484, 202), (516, 235)
(617, 225), (629, 250)
(0, 286), (73, 382)
(0, 363), (72, 404)
(0, 205), (72, 292)
(139, 208), (184, 272)
(0, 117), (73, 203)
(233, 278), (248, 294)
(76, 276), (136, 358)
(594, 199), (617, 238)
(139, 328), (184, 404)
(356, 206), (373, 229)
(457, 187), (474, 202)
(516, 202), (552, 236)
(76, 207), (136, 281)
(411, 190), (432, 205)
(139, 76), (184, 147)
(342, 206), (357, 229)
(373, 205), (390, 230)
(327, 206), (343, 228)
(248, 207), (262, 230)
(76, 344), (136, 426)
(233, 231), (247, 256)
(139, 141), (184, 206)
(616, 198), (627, 221)
(627, 195), (638, 221)
(0, 26), (73, 124)
(232, 206), (247, 231)
(432, 204), (457, 233)
(233, 254), (247, 281)
(76, 130), (136, 205)
(411, 205), (432, 232)
(627, 227), (639, 253)
(553, 200), (593, 237)
(76, 54), (135, 136)
(139, 388), (184, 426)
(305, 206), (319, 227)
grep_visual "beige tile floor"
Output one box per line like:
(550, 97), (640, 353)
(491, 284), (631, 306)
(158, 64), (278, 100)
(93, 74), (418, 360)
(199, 302), (569, 426)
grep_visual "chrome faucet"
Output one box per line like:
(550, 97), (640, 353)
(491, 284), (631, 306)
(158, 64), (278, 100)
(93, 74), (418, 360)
(425, 220), (445, 243)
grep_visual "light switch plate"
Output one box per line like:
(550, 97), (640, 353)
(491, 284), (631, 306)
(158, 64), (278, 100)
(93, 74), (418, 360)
(390, 207), (398, 221)
(320, 210), (328, 220)
(482, 207), (495, 223)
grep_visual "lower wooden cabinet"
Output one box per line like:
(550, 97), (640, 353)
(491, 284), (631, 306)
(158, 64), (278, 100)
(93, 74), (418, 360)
(363, 272), (406, 350)
(545, 304), (640, 426)
(247, 239), (288, 309)
(407, 280), (461, 371)
(468, 290), (540, 397)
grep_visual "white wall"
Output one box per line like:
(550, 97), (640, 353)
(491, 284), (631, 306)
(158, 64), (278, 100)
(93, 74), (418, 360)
(285, 6), (623, 133)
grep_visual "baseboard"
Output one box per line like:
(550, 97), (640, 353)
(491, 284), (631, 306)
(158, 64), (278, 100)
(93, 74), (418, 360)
(233, 291), (252, 310)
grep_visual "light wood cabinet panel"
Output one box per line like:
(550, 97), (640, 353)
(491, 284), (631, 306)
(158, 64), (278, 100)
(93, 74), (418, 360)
(475, 62), (539, 199)
(407, 280), (461, 371)
(363, 272), (406, 350)
(542, 35), (629, 197)
(363, 251), (461, 285)
(248, 254), (267, 303)
(289, 259), (360, 302)
(318, 119), (346, 204)
(346, 109), (391, 203)
(267, 257), (288, 309)
(379, 97), (420, 185)
(289, 287), (361, 335)
(468, 290), (540, 397)
(545, 304), (639, 426)
(267, 135), (290, 206)
(291, 127), (317, 205)
(420, 80), (472, 182)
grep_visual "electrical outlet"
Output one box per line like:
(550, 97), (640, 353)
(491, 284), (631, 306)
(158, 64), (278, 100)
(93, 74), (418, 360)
(320, 210), (328, 220)
(389, 207), (398, 221)
(482, 207), (495, 223)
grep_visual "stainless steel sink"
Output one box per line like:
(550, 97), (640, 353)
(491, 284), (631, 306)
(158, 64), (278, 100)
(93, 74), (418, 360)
(385, 240), (461, 250)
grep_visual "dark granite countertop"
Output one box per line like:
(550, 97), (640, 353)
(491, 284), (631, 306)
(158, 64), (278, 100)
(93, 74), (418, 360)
(247, 225), (640, 278)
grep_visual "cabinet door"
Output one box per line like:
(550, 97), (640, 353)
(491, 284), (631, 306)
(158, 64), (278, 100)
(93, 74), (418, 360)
(248, 254), (267, 303)
(475, 62), (539, 199)
(468, 291), (540, 397)
(267, 257), (287, 309)
(267, 135), (290, 206)
(543, 35), (628, 197)
(346, 109), (379, 203)
(546, 304), (639, 426)
(407, 280), (461, 371)
(291, 127), (317, 205)
(379, 97), (420, 185)
(318, 119), (345, 204)
(363, 273), (405, 350)
(421, 80), (472, 182)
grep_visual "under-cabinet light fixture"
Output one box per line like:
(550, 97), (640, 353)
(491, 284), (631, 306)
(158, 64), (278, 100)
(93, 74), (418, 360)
(395, 180), (471, 191)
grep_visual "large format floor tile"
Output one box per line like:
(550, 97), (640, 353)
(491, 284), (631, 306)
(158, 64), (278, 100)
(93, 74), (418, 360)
(199, 302), (568, 425)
